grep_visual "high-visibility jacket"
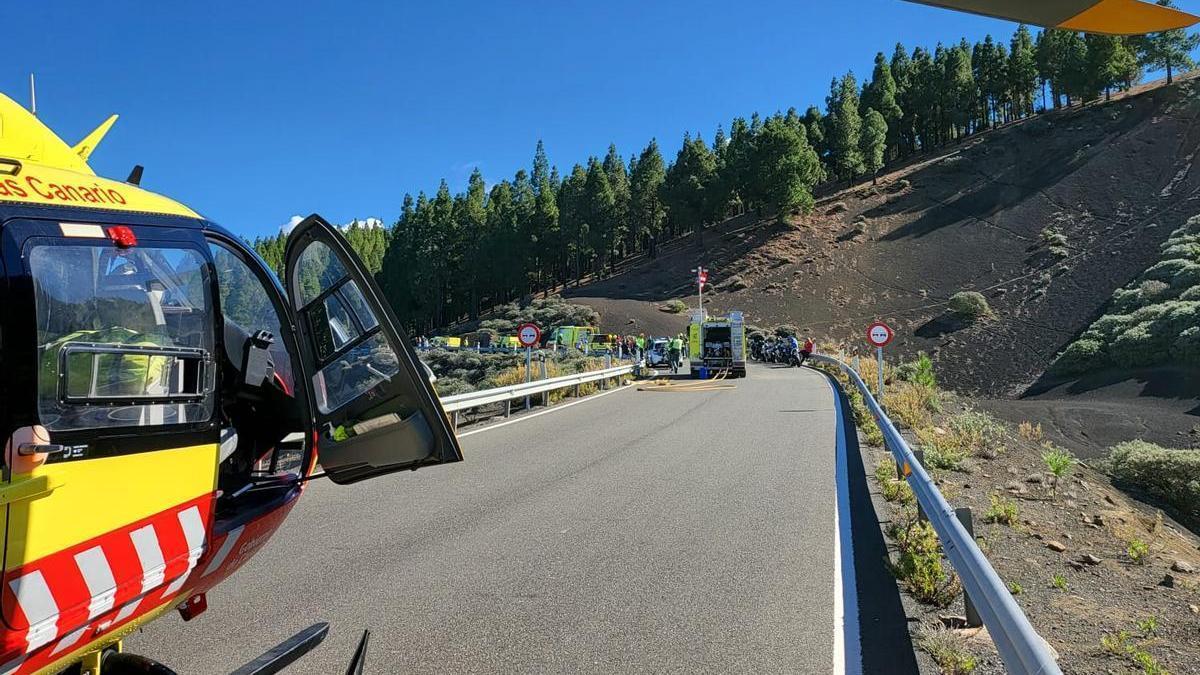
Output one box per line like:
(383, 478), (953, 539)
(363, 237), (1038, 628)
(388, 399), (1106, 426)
(669, 338), (683, 351)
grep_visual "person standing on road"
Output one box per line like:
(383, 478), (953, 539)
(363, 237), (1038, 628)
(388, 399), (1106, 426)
(668, 334), (683, 374)
(636, 334), (645, 361)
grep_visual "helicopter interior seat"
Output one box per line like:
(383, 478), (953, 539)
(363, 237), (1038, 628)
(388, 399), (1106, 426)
(214, 317), (304, 506)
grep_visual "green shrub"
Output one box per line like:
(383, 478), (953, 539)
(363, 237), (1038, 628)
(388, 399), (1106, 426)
(892, 521), (956, 606)
(983, 493), (1019, 525)
(1051, 338), (1106, 374)
(1127, 539), (1149, 564)
(916, 624), (978, 675)
(1042, 444), (1076, 497)
(922, 440), (968, 471)
(1111, 323), (1162, 368)
(1143, 258), (1190, 282)
(1090, 313), (1134, 340)
(1107, 440), (1200, 523)
(1180, 286), (1200, 301)
(1040, 226), (1069, 248)
(896, 352), (937, 388)
(1173, 326), (1200, 363)
(937, 410), (1006, 459)
(948, 291), (993, 320)
(663, 299), (689, 314)
(1170, 261), (1200, 289)
(432, 377), (474, 396)
(1138, 279), (1171, 301)
(773, 324), (798, 338)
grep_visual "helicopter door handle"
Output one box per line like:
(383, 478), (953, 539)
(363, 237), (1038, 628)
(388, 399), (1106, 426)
(18, 443), (67, 457)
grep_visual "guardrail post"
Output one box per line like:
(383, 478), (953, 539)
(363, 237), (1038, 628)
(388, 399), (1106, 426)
(541, 358), (549, 407)
(955, 507), (983, 628)
(504, 399), (511, 418)
(453, 411), (460, 429)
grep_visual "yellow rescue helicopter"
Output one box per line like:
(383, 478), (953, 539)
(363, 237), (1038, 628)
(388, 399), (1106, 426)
(1, 1), (1196, 674)
(0, 88), (462, 674)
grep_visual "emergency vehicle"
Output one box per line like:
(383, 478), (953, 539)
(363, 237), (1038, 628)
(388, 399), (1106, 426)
(687, 311), (747, 378)
(0, 91), (462, 674)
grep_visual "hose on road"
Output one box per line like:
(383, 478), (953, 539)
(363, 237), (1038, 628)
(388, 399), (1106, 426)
(636, 368), (736, 392)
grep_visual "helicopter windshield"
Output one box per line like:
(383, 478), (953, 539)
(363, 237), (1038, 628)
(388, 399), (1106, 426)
(29, 241), (216, 431)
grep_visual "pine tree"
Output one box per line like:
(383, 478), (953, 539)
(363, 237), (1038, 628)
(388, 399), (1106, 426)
(533, 176), (561, 286)
(661, 133), (718, 237)
(860, 108), (888, 183)
(583, 158), (616, 275)
(602, 144), (631, 261)
(1008, 25), (1039, 119)
(630, 139), (667, 258)
(863, 52), (903, 158)
(744, 115), (823, 218)
(828, 72), (865, 181)
(1134, 1), (1200, 84)
(1086, 34), (1141, 100)
(558, 164), (589, 283)
(532, 140), (551, 193)
(946, 41), (976, 137)
(1061, 31), (1091, 105)
(803, 106), (827, 165)
(891, 43), (916, 156)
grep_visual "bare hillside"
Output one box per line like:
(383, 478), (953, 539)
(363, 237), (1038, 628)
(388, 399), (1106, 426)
(565, 77), (1200, 451)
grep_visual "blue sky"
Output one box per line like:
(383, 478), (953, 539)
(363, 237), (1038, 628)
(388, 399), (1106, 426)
(3, 1), (1194, 239)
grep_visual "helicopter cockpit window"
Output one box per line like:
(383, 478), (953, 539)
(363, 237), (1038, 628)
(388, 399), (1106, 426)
(29, 242), (216, 432)
(295, 241), (400, 414)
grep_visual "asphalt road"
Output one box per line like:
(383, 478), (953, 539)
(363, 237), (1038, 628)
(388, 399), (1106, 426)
(133, 364), (842, 674)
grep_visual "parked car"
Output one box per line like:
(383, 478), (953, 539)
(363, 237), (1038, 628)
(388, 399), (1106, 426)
(647, 338), (670, 366)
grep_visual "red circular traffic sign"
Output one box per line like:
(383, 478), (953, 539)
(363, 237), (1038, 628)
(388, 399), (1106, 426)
(866, 321), (894, 347)
(517, 322), (542, 348)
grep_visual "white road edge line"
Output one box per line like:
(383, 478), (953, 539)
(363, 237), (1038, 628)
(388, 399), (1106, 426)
(456, 382), (634, 438)
(826, 375), (863, 675)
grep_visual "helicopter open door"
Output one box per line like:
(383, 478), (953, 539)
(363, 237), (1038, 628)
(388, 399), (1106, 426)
(283, 215), (462, 484)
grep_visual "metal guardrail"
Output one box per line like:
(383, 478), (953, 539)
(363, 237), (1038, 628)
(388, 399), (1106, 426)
(439, 364), (634, 414)
(810, 354), (1062, 675)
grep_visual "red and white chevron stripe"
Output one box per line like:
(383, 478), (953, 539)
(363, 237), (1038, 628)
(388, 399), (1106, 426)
(0, 491), (297, 675)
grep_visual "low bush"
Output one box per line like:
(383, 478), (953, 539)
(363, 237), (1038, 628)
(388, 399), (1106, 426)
(921, 429), (969, 468)
(983, 493), (1019, 525)
(432, 377), (474, 396)
(1139, 279), (1171, 301)
(1050, 338), (1105, 374)
(477, 295), (599, 334)
(916, 624), (978, 675)
(891, 521), (957, 606)
(1041, 444), (1076, 497)
(946, 410), (1006, 459)
(1040, 226), (1069, 248)
(948, 291), (993, 320)
(895, 352), (937, 389)
(662, 299), (689, 314)
(848, 388), (885, 447)
(1106, 440), (1200, 524)
(886, 382), (940, 430)
(1127, 538), (1149, 564)
(1018, 421), (1043, 442)
(773, 324), (799, 338)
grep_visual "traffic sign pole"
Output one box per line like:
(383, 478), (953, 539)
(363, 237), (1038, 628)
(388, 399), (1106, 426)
(877, 346), (885, 404)
(516, 322), (542, 410)
(525, 346), (532, 410)
(865, 321), (894, 404)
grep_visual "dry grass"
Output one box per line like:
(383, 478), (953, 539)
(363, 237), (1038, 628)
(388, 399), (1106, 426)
(887, 382), (941, 430)
(1018, 420), (1044, 442)
(489, 358), (608, 403)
